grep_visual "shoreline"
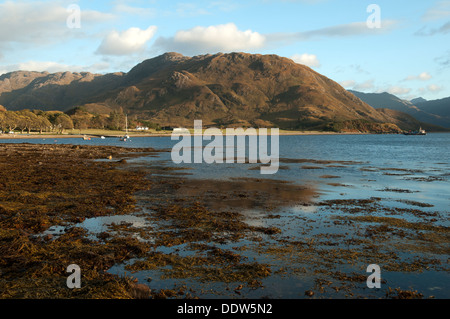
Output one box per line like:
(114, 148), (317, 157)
(0, 131), (415, 140)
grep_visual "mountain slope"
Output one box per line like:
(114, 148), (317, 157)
(0, 71), (124, 111)
(375, 108), (447, 132)
(415, 97), (450, 118)
(106, 52), (396, 129)
(0, 52), (424, 131)
(349, 90), (450, 129)
(348, 90), (422, 113)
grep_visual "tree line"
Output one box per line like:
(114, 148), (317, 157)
(0, 107), (161, 134)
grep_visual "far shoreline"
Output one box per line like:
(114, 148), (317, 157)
(0, 130), (422, 140)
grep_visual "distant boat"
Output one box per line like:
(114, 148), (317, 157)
(101, 136), (106, 139)
(119, 114), (130, 141)
(82, 135), (91, 140)
(404, 127), (426, 135)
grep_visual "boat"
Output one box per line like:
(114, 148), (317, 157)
(403, 127), (426, 135)
(119, 114), (130, 141)
(82, 135), (91, 140)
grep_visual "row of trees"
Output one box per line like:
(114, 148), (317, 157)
(66, 108), (160, 131)
(0, 108), (161, 134)
(0, 110), (69, 134)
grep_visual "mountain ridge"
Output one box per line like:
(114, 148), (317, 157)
(0, 52), (443, 132)
(349, 90), (450, 129)
(414, 96), (450, 119)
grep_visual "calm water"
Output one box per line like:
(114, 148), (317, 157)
(3, 133), (449, 223)
(3, 132), (449, 166)
(4, 133), (447, 210)
(3, 133), (449, 298)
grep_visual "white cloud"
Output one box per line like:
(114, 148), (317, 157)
(386, 86), (411, 96)
(263, 0), (329, 3)
(418, 72), (432, 80)
(404, 72), (432, 81)
(427, 84), (443, 92)
(422, 1), (450, 21)
(0, 60), (117, 75)
(353, 79), (375, 91)
(305, 21), (398, 37)
(343, 80), (411, 95)
(417, 1), (450, 36)
(208, 1), (239, 12)
(175, 3), (210, 17)
(418, 84), (444, 95)
(0, 61), (86, 75)
(267, 20), (399, 45)
(17, 61), (74, 73)
(154, 20), (398, 56)
(291, 53), (320, 67)
(114, 4), (156, 17)
(97, 26), (157, 56)
(155, 23), (265, 55)
(339, 80), (356, 88)
(0, 1), (114, 45)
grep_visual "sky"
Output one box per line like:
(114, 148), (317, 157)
(0, 0), (449, 101)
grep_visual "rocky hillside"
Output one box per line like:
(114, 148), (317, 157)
(349, 90), (450, 129)
(0, 52), (431, 131)
(0, 71), (123, 112)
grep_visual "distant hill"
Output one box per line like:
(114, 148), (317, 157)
(410, 97), (427, 105)
(349, 90), (450, 129)
(375, 108), (447, 132)
(348, 90), (420, 112)
(0, 71), (125, 112)
(0, 52), (434, 132)
(414, 96), (450, 119)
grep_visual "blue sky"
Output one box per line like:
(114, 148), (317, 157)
(0, 0), (449, 100)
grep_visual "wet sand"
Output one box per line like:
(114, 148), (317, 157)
(0, 143), (448, 299)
